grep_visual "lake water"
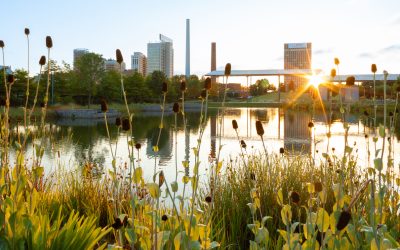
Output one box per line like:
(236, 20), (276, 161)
(14, 108), (400, 185)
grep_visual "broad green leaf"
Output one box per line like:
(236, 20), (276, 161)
(146, 183), (160, 199)
(316, 208), (330, 232)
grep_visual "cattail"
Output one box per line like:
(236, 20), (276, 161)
(204, 77), (212, 90)
(371, 64), (377, 73)
(180, 80), (186, 91)
(279, 147), (285, 154)
(122, 118), (130, 131)
(39, 55), (46, 66)
(115, 117), (121, 126)
(116, 49), (123, 64)
(290, 191), (300, 204)
(135, 143), (141, 150)
(100, 99), (108, 112)
(200, 89), (207, 99)
(314, 182), (323, 193)
(24, 28), (30, 35)
(7, 74), (15, 84)
(159, 171), (165, 187)
(162, 81), (168, 93)
(346, 76), (355, 86)
(334, 57), (340, 66)
(255, 121), (264, 136)
(46, 36), (53, 48)
(0, 40), (4, 48)
(232, 119), (238, 130)
(205, 196), (212, 203)
(240, 140), (246, 148)
(161, 214), (168, 221)
(308, 121), (314, 128)
(336, 210), (351, 230)
(224, 63), (231, 76)
(173, 102), (179, 113)
(330, 69), (336, 78)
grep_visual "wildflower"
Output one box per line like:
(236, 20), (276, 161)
(205, 196), (212, 203)
(173, 102), (179, 113)
(0, 40), (4, 48)
(255, 121), (264, 136)
(232, 119), (238, 130)
(122, 118), (130, 131)
(330, 69), (336, 78)
(180, 80), (186, 91)
(39, 55), (46, 66)
(336, 210), (351, 230)
(240, 140), (246, 149)
(308, 122), (314, 128)
(290, 191), (300, 204)
(346, 76), (355, 86)
(162, 81), (168, 93)
(100, 99), (108, 112)
(314, 182), (323, 193)
(334, 57), (340, 66)
(7, 74), (15, 84)
(204, 77), (212, 90)
(115, 117), (121, 126)
(24, 28), (30, 35)
(224, 63), (231, 76)
(161, 214), (168, 221)
(135, 143), (141, 150)
(116, 49), (123, 64)
(279, 147), (284, 154)
(371, 64), (377, 73)
(46, 36), (53, 48)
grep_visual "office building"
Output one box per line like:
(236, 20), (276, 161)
(104, 59), (126, 72)
(284, 43), (312, 89)
(131, 52), (147, 75)
(147, 34), (174, 78)
(73, 48), (89, 69)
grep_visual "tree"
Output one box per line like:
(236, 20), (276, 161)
(146, 71), (168, 102)
(74, 53), (105, 108)
(98, 70), (120, 103)
(125, 72), (152, 103)
(249, 79), (270, 96)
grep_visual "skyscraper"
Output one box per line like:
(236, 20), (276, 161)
(284, 43), (312, 89)
(147, 34), (174, 78)
(131, 52), (147, 75)
(104, 59), (126, 72)
(73, 48), (89, 69)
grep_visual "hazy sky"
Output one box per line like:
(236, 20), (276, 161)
(1, 0), (400, 77)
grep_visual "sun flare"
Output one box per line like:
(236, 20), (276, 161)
(307, 74), (324, 88)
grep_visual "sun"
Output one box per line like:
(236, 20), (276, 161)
(307, 74), (323, 89)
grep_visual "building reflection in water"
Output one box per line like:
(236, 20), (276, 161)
(284, 111), (312, 153)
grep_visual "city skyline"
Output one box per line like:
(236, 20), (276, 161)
(1, 0), (400, 77)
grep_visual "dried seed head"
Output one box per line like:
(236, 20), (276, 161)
(332, 147), (335, 152)
(308, 121), (314, 128)
(371, 64), (377, 73)
(162, 81), (168, 93)
(290, 191), (300, 204)
(346, 76), (355, 86)
(46, 36), (53, 48)
(255, 121), (264, 136)
(24, 28), (30, 35)
(122, 118), (130, 131)
(159, 171), (165, 187)
(39, 55), (46, 66)
(314, 182), (323, 193)
(173, 102), (179, 113)
(115, 117), (121, 126)
(232, 119), (238, 130)
(135, 143), (141, 150)
(364, 134), (368, 139)
(336, 210), (351, 231)
(224, 63), (231, 76)
(0, 40), (4, 48)
(116, 49), (123, 64)
(334, 57), (340, 66)
(161, 214), (168, 221)
(180, 80), (186, 91)
(7, 74), (15, 84)
(279, 147), (285, 154)
(200, 89), (207, 99)
(205, 196), (212, 203)
(240, 140), (246, 148)
(100, 99), (108, 112)
(204, 77), (212, 90)
(330, 69), (336, 78)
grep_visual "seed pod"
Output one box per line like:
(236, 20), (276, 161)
(205, 196), (212, 203)
(180, 81), (186, 91)
(204, 77), (211, 90)
(224, 63), (231, 76)
(162, 81), (168, 93)
(279, 147), (284, 154)
(159, 171), (165, 187)
(122, 118), (130, 131)
(330, 68), (336, 78)
(308, 122), (314, 128)
(346, 76), (355, 86)
(100, 99), (108, 112)
(161, 214), (168, 221)
(255, 121), (264, 136)
(39, 55), (46, 66)
(7, 74), (15, 84)
(336, 210), (351, 231)
(115, 117), (121, 126)
(116, 49), (123, 64)
(314, 182), (323, 193)
(371, 64), (377, 73)
(135, 143), (141, 150)
(200, 89), (207, 99)
(240, 140), (246, 148)
(0, 40), (4, 48)
(173, 102), (179, 113)
(232, 119), (238, 130)
(24, 28), (30, 35)
(46, 36), (53, 48)
(334, 57), (340, 66)
(290, 191), (300, 204)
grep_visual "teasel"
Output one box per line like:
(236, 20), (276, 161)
(135, 143), (141, 150)
(180, 80), (186, 92)
(255, 120), (264, 136)
(115, 117), (121, 126)
(224, 63), (231, 76)
(308, 121), (314, 128)
(371, 64), (377, 73)
(122, 118), (130, 131)
(279, 147), (285, 154)
(205, 196), (212, 203)
(173, 102), (179, 113)
(334, 57), (340, 66)
(162, 81), (168, 93)
(232, 119), (238, 130)
(116, 49), (123, 64)
(345, 76), (355, 86)
(290, 191), (300, 205)
(24, 28), (30, 35)
(46, 36), (53, 48)
(330, 68), (336, 78)
(204, 77), (211, 90)
(0, 40), (4, 48)
(161, 214), (168, 221)
(240, 140), (246, 149)
(100, 99), (108, 112)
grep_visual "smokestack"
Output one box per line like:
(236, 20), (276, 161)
(211, 42), (216, 84)
(185, 19), (190, 79)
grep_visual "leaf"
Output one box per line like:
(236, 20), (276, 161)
(379, 125), (385, 137)
(261, 216), (272, 227)
(316, 208), (330, 232)
(217, 161), (223, 173)
(146, 183), (160, 199)
(277, 188), (284, 206)
(255, 227), (269, 244)
(171, 181), (178, 192)
(280, 205), (292, 226)
(374, 158), (383, 171)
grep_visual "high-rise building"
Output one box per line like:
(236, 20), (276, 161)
(73, 48), (89, 69)
(185, 19), (190, 79)
(284, 43), (312, 89)
(104, 59), (126, 72)
(147, 34), (174, 78)
(131, 52), (147, 75)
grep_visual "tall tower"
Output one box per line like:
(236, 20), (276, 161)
(284, 42), (312, 90)
(211, 42), (216, 84)
(185, 19), (190, 79)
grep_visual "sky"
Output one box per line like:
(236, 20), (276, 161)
(1, 0), (400, 80)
